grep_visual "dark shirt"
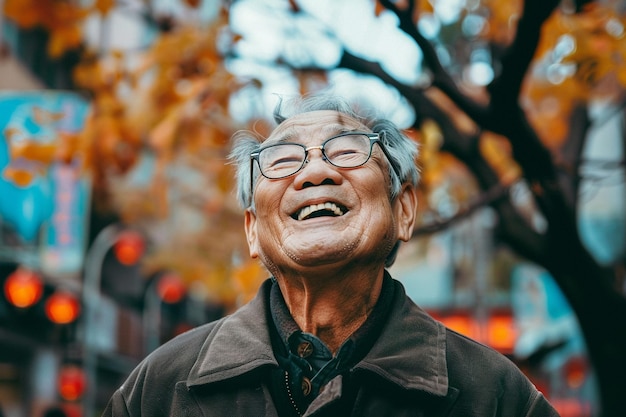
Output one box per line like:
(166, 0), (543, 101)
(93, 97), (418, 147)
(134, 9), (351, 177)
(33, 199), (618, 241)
(267, 273), (395, 416)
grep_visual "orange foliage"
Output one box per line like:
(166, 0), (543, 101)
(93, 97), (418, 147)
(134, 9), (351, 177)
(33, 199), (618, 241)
(48, 23), (84, 58)
(417, 120), (479, 220)
(375, 0), (422, 23)
(524, 2), (626, 152)
(533, 3), (626, 91)
(183, 0), (203, 8)
(483, 0), (523, 45)
(68, 10), (268, 307)
(522, 83), (579, 148)
(4, 0), (46, 28)
(3, 0), (113, 57)
(94, 0), (115, 15)
(232, 259), (269, 308)
(479, 132), (521, 185)
(374, 1), (385, 17)
(288, 0), (300, 13)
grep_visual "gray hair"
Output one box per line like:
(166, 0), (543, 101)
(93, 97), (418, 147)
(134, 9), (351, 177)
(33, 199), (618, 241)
(229, 94), (420, 209)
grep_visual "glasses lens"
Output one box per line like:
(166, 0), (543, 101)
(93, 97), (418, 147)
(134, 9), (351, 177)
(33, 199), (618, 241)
(258, 144), (305, 178)
(325, 134), (372, 168)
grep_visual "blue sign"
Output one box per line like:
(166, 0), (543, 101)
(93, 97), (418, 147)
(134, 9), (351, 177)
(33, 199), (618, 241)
(511, 263), (579, 359)
(0, 91), (91, 279)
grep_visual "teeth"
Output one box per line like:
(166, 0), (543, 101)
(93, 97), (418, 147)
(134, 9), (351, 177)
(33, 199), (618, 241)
(297, 202), (345, 221)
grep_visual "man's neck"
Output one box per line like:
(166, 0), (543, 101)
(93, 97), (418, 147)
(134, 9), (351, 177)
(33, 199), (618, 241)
(276, 270), (384, 353)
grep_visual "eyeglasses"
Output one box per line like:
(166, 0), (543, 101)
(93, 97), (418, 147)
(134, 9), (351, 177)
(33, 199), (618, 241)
(250, 131), (400, 192)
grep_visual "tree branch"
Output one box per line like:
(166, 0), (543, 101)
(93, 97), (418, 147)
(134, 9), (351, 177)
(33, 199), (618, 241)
(378, 0), (490, 124)
(488, 0), (559, 112)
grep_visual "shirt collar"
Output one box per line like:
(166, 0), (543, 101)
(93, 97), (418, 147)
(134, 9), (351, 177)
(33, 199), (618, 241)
(187, 277), (449, 397)
(269, 272), (395, 369)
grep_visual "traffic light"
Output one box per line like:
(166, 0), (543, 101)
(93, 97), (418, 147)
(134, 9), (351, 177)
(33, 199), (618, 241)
(45, 291), (81, 325)
(1, 264), (82, 344)
(156, 273), (186, 304)
(3, 267), (44, 308)
(57, 363), (87, 402)
(113, 230), (145, 266)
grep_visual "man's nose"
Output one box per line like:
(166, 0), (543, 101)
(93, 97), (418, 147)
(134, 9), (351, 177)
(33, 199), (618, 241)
(294, 148), (342, 188)
(303, 146), (326, 165)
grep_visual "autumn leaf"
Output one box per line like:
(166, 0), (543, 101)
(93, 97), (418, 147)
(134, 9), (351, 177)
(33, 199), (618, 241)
(148, 107), (184, 157)
(288, 0), (300, 13)
(484, 0), (522, 45)
(232, 259), (267, 304)
(480, 132), (521, 185)
(55, 132), (83, 165)
(184, 0), (203, 8)
(94, 0), (115, 15)
(3, 0), (43, 28)
(48, 25), (83, 57)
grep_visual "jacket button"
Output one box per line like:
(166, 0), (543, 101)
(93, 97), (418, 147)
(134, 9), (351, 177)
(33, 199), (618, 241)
(301, 377), (312, 396)
(297, 342), (313, 358)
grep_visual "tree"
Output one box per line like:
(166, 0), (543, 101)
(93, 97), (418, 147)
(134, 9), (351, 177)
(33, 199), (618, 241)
(70, 10), (270, 308)
(224, 0), (626, 415)
(1, 1), (269, 309)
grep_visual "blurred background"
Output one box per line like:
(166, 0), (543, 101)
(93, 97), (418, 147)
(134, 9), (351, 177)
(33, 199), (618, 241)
(1, 0), (625, 416)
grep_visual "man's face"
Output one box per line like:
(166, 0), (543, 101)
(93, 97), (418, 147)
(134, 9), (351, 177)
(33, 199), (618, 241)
(244, 110), (414, 275)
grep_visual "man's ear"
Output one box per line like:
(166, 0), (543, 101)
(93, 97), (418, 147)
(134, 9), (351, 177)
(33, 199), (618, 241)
(244, 208), (260, 259)
(394, 183), (418, 242)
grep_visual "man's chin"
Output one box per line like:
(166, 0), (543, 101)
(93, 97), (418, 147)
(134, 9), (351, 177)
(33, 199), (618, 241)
(283, 242), (355, 268)
(287, 229), (355, 250)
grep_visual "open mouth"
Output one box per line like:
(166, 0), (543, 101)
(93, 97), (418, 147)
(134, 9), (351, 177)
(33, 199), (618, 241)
(293, 202), (347, 221)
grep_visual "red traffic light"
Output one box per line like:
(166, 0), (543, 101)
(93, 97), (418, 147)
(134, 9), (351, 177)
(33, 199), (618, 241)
(45, 291), (81, 324)
(113, 230), (145, 266)
(58, 364), (86, 401)
(564, 356), (587, 389)
(156, 273), (186, 304)
(4, 268), (43, 308)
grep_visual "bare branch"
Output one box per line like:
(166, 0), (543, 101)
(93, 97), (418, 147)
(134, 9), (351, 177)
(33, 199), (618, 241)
(378, 0), (490, 124)
(413, 182), (510, 236)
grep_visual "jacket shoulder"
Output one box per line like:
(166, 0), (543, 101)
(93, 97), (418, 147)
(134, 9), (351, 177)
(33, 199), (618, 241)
(444, 328), (558, 416)
(445, 328), (524, 379)
(125, 319), (224, 392)
(102, 318), (227, 417)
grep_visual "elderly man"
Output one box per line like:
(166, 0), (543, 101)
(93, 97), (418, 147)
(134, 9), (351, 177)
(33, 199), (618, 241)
(103, 95), (559, 416)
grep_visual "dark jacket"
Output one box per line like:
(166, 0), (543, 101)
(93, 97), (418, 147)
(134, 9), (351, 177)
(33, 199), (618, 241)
(103, 278), (559, 416)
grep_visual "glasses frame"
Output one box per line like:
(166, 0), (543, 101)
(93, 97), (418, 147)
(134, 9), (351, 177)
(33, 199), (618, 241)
(249, 131), (401, 195)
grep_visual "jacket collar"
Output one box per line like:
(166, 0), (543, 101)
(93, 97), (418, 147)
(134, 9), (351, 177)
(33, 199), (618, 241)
(356, 279), (449, 396)
(187, 277), (449, 397)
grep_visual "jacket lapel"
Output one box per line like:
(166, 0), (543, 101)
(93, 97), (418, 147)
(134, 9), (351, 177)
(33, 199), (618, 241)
(187, 280), (278, 387)
(356, 280), (450, 397)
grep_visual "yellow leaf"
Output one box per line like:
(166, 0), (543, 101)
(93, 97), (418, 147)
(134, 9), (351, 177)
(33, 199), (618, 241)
(148, 107), (183, 156)
(94, 0), (115, 15)
(183, 0), (202, 8)
(232, 259), (266, 303)
(3, 0), (43, 28)
(47, 25), (83, 57)
(2, 166), (36, 187)
(479, 132), (521, 185)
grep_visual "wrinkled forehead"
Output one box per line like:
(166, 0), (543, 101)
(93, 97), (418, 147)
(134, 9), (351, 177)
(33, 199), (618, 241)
(264, 110), (370, 145)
